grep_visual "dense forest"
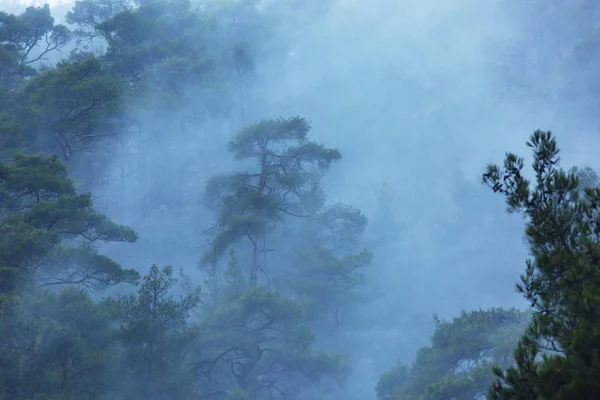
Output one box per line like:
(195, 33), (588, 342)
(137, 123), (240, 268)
(1, 0), (600, 399)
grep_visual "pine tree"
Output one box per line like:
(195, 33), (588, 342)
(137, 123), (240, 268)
(376, 308), (529, 400)
(0, 153), (139, 292)
(106, 265), (201, 400)
(484, 131), (600, 399)
(196, 252), (350, 399)
(201, 116), (341, 282)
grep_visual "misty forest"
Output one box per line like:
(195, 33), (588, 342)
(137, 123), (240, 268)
(1, 0), (600, 399)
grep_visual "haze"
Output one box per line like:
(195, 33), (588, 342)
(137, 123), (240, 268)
(1, 0), (598, 399)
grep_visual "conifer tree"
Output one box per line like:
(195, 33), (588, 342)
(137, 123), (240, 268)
(376, 308), (529, 400)
(484, 131), (600, 399)
(202, 116), (341, 282)
(0, 153), (139, 292)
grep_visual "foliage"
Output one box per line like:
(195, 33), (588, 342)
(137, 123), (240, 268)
(376, 308), (529, 400)
(66, 0), (129, 44)
(96, 0), (207, 87)
(0, 287), (115, 400)
(196, 253), (350, 399)
(202, 116), (341, 282)
(281, 195), (371, 338)
(105, 264), (202, 400)
(0, 5), (127, 162)
(0, 5), (70, 90)
(199, 114), (376, 400)
(6, 1), (600, 400)
(0, 2), (383, 400)
(0, 5), (74, 158)
(81, 0), (247, 120)
(17, 56), (125, 159)
(483, 131), (600, 399)
(0, 265), (202, 400)
(290, 247), (373, 333)
(0, 153), (139, 292)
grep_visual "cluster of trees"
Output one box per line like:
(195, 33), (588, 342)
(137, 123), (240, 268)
(0, 148), (364, 400)
(0, 1), (374, 399)
(2, 0), (600, 399)
(377, 132), (600, 399)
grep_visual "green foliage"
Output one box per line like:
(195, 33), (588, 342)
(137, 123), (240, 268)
(0, 5), (73, 157)
(377, 308), (529, 400)
(315, 203), (369, 251)
(277, 193), (371, 336)
(0, 3), (379, 400)
(0, 266), (202, 400)
(197, 258), (350, 399)
(0, 287), (115, 400)
(105, 264), (202, 399)
(96, 0), (199, 84)
(202, 116), (342, 281)
(483, 131), (600, 399)
(197, 113), (367, 397)
(290, 247), (373, 332)
(0, 152), (138, 400)
(16, 56), (124, 159)
(66, 0), (129, 42)
(0, 112), (24, 160)
(0, 5), (70, 89)
(377, 364), (411, 400)
(0, 153), (139, 292)
(90, 0), (238, 116)
(202, 249), (247, 308)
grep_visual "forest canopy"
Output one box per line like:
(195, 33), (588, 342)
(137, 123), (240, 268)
(1, 1), (600, 399)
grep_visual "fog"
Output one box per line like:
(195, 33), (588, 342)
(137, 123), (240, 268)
(3, 0), (599, 398)
(75, 0), (600, 396)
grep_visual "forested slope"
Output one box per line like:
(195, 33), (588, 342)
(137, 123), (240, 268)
(2, 1), (600, 399)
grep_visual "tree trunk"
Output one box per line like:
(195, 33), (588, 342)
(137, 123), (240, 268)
(250, 234), (261, 284)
